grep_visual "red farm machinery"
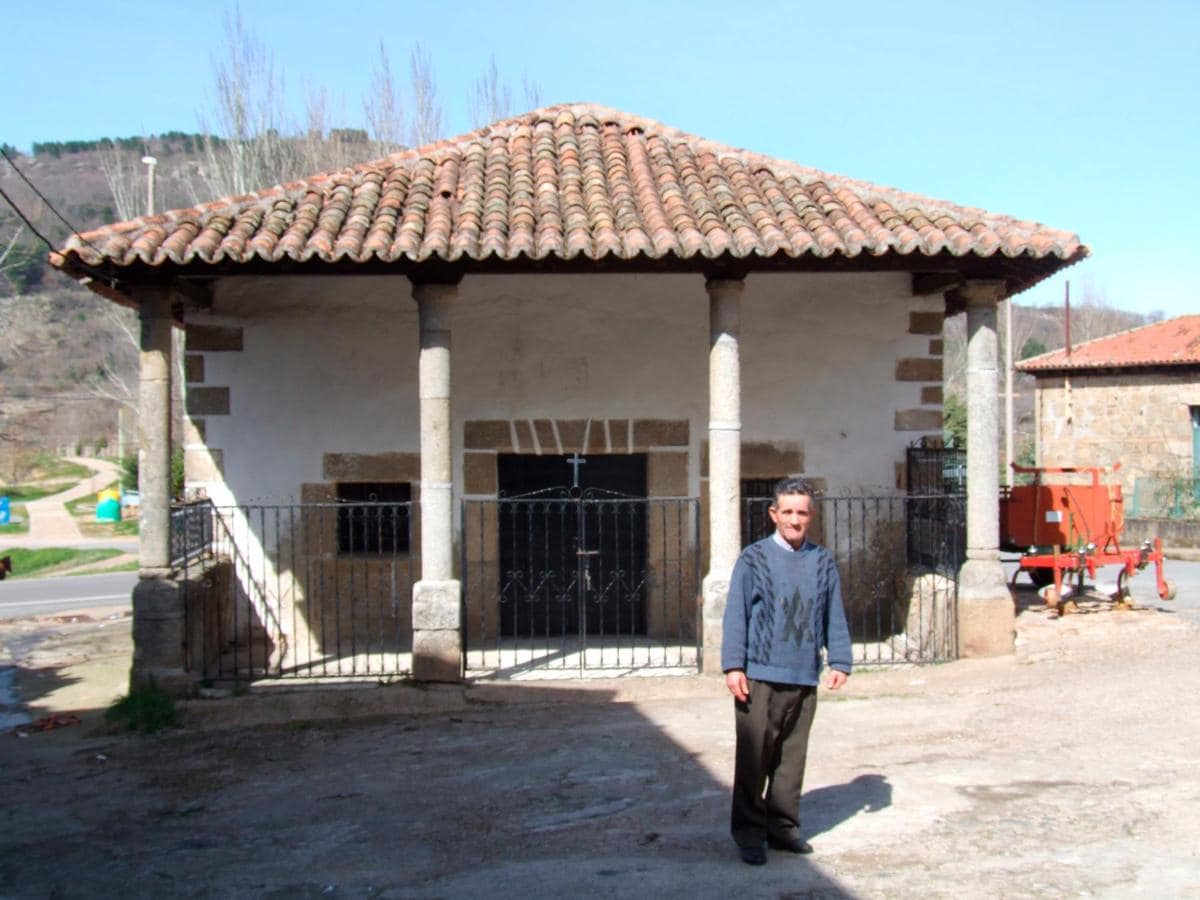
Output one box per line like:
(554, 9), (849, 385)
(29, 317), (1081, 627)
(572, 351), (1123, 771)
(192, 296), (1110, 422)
(1000, 463), (1175, 610)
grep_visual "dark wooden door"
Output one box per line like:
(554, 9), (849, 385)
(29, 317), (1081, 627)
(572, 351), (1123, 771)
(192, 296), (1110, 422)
(497, 454), (647, 637)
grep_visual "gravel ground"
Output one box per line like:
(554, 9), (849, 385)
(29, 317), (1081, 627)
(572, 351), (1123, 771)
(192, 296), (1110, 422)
(1, 586), (1198, 899)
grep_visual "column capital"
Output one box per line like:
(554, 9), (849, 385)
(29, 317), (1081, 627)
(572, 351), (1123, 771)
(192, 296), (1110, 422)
(704, 276), (746, 297)
(411, 279), (458, 330)
(958, 279), (1007, 307)
(131, 283), (174, 316)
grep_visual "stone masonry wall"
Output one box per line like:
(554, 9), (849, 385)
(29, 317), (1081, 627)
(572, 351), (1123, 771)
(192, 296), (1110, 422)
(1035, 371), (1199, 495)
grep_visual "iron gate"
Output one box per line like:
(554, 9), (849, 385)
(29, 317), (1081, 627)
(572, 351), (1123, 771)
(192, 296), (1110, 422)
(175, 502), (415, 683)
(462, 491), (701, 675)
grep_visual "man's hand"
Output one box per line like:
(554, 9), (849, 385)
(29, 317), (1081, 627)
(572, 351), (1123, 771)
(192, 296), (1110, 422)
(725, 669), (749, 702)
(826, 670), (848, 691)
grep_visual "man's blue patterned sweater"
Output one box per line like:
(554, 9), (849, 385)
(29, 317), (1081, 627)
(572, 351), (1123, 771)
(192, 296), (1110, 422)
(720, 536), (852, 684)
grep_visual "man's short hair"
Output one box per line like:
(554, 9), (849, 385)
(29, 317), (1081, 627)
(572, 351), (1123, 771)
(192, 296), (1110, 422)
(771, 477), (816, 507)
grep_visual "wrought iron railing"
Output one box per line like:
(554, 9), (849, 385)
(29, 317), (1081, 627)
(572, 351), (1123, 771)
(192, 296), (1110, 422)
(173, 502), (416, 683)
(170, 500), (215, 568)
(742, 493), (963, 664)
(462, 494), (701, 675)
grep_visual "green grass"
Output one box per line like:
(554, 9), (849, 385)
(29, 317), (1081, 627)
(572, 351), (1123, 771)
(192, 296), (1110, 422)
(77, 519), (139, 538)
(0, 503), (29, 534)
(27, 453), (94, 481)
(105, 684), (180, 734)
(1, 482), (75, 502)
(0, 547), (123, 578)
(66, 482), (140, 537)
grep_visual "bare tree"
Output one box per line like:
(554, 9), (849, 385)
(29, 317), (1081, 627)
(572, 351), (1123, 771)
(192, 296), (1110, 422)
(408, 43), (444, 146)
(197, 8), (294, 198)
(1071, 277), (1134, 344)
(364, 42), (405, 156)
(522, 76), (544, 110)
(469, 55), (512, 127)
(0, 223), (25, 277)
(97, 145), (143, 221)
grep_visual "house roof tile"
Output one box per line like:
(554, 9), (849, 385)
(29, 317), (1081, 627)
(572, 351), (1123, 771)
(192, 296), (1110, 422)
(51, 103), (1086, 289)
(1017, 315), (1200, 373)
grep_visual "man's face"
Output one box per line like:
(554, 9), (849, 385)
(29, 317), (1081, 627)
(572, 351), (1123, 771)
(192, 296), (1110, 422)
(769, 492), (812, 548)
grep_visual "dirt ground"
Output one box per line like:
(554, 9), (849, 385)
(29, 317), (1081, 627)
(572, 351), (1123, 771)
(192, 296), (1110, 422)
(2, 590), (1199, 899)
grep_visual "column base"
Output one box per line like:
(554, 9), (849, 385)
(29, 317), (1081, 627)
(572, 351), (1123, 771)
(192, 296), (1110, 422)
(130, 577), (195, 697)
(700, 572), (731, 675)
(957, 558), (1015, 658)
(412, 579), (463, 682)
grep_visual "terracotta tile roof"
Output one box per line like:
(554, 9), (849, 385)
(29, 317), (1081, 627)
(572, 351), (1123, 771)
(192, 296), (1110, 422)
(1017, 315), (1200, 373)
(51, 104), (1085, 289)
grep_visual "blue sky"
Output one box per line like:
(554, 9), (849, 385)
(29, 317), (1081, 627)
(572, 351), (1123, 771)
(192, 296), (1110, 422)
(4, 0), (1197, 318)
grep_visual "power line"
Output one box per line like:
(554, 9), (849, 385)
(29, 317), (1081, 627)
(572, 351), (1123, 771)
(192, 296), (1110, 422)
(0, 147), (119, 289)
(0, 146), (102, 253)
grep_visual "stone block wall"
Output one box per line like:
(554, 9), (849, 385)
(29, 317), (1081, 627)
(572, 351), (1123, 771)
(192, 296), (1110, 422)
(1035, 371), (1199, 494)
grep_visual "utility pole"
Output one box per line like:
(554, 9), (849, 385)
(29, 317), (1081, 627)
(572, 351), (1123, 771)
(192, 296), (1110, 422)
(140, 156), (157, 217)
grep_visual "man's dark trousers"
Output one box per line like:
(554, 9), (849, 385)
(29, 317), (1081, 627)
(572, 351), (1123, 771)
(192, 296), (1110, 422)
(731, 679), (818, 847)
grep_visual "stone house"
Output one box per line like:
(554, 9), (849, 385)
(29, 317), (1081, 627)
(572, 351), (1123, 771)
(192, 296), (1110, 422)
(1018, 315), (1200, 493)
(50, 105), (1085, 691)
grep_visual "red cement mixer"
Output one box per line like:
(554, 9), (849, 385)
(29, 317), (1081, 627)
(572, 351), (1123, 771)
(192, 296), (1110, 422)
(1000, 462), (1175, 607)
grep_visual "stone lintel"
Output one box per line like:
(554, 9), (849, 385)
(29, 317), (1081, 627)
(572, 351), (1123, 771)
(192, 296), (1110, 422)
(514, 420), (535, 452)
(699, 441), (804, 479)
(323, 452), (420, 482)
(534, 419), (557, 453)
(557, 419), (587, 453)
(465, 420), (513, 451)
(633, 419), (689, 449)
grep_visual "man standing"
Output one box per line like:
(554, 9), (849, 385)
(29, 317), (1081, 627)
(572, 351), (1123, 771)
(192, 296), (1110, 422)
(721, 477), (852, 865)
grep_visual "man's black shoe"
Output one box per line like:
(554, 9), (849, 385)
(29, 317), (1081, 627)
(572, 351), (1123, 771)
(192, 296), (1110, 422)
(738, 844), (767, 865)
(767, 834), (814, 854)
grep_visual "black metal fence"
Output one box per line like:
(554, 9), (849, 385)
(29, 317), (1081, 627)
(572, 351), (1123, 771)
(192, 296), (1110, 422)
(742, 493), (962, 664)
(461, 494), (701, 675)
(173, 502), (415, 683)
(170, 500), (215, 568)
(172, 489), (961, 682)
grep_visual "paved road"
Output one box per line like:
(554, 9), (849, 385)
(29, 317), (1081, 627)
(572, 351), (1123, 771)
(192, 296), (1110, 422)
(0, 571), (135, 619)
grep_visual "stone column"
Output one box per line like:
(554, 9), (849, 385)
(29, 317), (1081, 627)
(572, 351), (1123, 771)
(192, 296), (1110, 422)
(131, 286), (189, 693)
(957, 280), (1015, 656)
(411, 280), (462, 682)
(701, 277), (744, 673)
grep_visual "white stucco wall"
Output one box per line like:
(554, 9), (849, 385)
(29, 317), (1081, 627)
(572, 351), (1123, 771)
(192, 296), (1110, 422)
(188, 270), (942, 505)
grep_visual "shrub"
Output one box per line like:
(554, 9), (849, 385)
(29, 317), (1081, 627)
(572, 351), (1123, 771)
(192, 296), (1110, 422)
(105, 683), (180, 734)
